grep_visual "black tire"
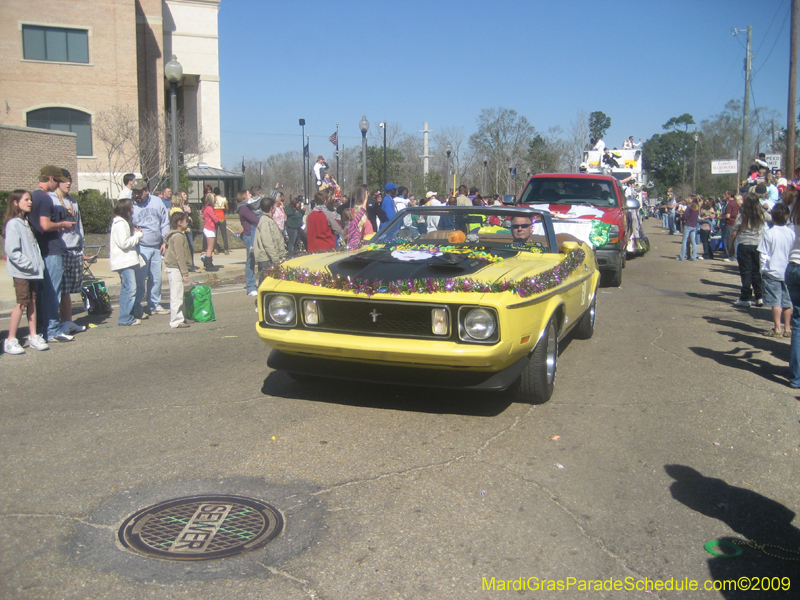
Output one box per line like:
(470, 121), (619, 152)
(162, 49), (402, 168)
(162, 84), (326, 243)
(512, 317), (558, 404)
(573, 294), (596, 340)
(601, 266), (621, 287)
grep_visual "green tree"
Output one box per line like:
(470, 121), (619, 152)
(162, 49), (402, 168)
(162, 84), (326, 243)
(589, 111), (611, 142)
(527, 134), (561, 174)
(408, 172), (446, 200)
(663, 113), (695, 132)
(365, 145), (404, 194)
(642, 131), (694, 195)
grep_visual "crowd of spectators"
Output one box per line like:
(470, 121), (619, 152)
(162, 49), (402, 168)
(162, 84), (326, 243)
(654, 161), (800, 389)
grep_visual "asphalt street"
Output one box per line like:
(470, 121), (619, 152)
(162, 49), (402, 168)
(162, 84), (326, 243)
(0, 220), (798, 600)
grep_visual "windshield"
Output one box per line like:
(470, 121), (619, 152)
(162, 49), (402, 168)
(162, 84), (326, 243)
(518, 177), (619, 207)
(369, 207), (551, 254)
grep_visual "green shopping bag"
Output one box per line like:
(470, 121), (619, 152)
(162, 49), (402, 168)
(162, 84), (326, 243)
(189, 285), (216, 322)
(184, 286), (195, 319)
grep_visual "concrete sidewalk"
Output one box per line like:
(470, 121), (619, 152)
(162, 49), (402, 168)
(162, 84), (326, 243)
(0, 247), (250, 316)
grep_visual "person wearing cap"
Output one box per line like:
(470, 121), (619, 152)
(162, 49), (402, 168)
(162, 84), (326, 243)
(313, 156), (328, 188)
(50, 169), (86, 336)
(30, 165), (75, 343)
(380, 183), (398, 230)
(131, 179), (170, 318)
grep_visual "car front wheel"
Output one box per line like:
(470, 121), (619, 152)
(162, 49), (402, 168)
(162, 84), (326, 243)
(573, 294), (596, 340)
(512, 317), (558, 404)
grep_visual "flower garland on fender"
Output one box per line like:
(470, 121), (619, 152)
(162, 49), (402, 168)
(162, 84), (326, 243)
(263, 249), (586, 298)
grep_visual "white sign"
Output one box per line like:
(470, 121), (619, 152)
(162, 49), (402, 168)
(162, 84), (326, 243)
(712, 160), (738, 174)
(765, 154), (782, 172)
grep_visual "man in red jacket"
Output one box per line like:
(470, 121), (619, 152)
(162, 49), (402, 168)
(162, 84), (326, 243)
(306, 191), (336, 253)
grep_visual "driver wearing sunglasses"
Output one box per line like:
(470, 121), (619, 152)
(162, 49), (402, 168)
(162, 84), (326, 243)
(510, 216), (533, 243)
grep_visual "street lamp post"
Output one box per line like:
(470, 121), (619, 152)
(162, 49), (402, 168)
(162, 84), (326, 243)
(379, 122), (387, 192)
(164, 55), (183, 194)
(359, 116), (369, 185)
(446, 144), (452, 196)
(693, 131), (699, 193)
(299, 119), (306, 201)
(483, 156), (488, 196)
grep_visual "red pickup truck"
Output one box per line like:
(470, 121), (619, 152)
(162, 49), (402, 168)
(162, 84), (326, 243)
(516, 173), (640, 287)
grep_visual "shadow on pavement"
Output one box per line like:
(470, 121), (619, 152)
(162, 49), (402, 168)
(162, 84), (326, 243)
(261, 371), (515, 417)
(686, 291), (738, 304)
(700, 278), (741, 291)
(704, 316), (778, 337)
(665, 465), (800, 599)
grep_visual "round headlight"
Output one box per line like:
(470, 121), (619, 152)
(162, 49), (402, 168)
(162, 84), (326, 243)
(268, 295), (295, 325)
(464, 308), (496, 340)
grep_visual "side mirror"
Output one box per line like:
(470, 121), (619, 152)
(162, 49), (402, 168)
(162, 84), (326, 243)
(625, 199), (641, 210)
(502, 195), (516, 205)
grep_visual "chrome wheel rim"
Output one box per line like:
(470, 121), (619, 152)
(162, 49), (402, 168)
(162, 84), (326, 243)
(545, 324), (557, 383)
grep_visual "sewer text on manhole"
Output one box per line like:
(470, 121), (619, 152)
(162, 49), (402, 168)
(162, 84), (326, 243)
(118, 495), (283, 561)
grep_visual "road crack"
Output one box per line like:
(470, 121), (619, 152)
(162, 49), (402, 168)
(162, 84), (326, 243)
(287, 410), (532, 500)
(258, 563), (323, 599)
(0, 513), (116, 531)
(499, 465), (668, 600)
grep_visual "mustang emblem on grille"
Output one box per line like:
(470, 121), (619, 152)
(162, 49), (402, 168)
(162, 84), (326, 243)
(369, 309), (381, 322)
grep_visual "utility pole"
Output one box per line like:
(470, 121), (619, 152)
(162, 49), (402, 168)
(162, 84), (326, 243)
(788, 0), (799, 177)
(419, 122), (434, 177)
(740, 25), (752, 184)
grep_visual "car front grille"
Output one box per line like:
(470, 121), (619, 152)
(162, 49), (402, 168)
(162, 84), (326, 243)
(302, 297), (452, 340)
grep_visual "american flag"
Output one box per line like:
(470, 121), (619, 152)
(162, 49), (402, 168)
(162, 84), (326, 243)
(328, 131), (338, 147)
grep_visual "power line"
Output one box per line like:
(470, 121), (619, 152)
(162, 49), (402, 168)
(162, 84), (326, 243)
(752, 7), (791, 77)
(755, 0), (789, 55)
(708, 55), (740, 116)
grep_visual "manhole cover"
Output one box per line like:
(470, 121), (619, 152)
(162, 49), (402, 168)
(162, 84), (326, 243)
(119, 495), (283, 561)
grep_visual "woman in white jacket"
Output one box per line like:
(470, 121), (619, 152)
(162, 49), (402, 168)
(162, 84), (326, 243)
(109, 199), (143, 326)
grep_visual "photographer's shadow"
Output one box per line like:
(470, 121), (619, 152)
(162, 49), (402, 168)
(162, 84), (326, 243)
(665, 465), (800, 598)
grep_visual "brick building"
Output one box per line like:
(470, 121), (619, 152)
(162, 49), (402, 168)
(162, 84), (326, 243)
(0, 0), (221, 195)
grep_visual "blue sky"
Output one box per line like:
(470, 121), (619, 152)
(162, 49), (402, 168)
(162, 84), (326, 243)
(218, 0), (795, 169)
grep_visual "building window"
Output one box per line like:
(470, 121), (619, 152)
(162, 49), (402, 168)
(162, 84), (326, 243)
(22, 25), (89, 63)
(27, 108), (92, 156)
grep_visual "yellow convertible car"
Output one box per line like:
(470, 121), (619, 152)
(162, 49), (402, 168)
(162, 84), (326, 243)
(257, 206), (599, 403)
